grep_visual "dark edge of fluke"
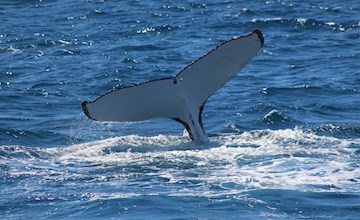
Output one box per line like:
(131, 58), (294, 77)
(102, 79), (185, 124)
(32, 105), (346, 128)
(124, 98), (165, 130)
(254, 29), (264, 46)
(81, 101), (95, 121)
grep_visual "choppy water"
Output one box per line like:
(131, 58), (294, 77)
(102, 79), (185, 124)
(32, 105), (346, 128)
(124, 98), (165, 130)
(1, 0), (359, 219)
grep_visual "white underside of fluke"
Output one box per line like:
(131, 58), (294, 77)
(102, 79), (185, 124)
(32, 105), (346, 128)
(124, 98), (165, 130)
(82, 29), (264, 142)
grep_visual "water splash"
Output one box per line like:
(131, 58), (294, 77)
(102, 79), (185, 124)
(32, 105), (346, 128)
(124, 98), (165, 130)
(1, 129), (359, 200)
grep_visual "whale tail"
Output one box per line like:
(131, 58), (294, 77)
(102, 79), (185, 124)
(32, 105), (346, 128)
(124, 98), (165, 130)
(82, 29), (264, 142)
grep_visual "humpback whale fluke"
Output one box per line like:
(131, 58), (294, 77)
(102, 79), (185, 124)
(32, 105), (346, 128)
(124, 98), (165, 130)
(82, 29), (264, 142)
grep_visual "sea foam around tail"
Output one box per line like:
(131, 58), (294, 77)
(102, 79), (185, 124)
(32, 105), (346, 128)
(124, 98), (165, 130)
(1, 128), (359, 200)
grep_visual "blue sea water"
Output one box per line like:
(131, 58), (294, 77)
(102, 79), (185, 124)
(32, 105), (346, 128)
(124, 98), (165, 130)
(1, 0), (360, 219)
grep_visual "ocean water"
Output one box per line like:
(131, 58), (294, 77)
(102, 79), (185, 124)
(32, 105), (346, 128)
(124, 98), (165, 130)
(1, 0), (360, 219)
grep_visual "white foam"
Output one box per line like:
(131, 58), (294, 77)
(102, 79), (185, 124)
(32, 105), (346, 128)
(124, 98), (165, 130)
(2, 129), (359, 197)
(54, 129), (359, 192)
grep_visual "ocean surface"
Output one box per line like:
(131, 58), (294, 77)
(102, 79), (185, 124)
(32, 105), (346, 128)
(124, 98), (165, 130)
(1, 0), (360, 219)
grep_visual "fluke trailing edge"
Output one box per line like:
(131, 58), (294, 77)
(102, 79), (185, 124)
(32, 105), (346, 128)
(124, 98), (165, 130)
(82, 29), (264, 142)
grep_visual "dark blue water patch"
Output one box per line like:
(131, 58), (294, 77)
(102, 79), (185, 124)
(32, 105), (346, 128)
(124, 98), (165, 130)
(0, 195), (258, 219)
(255, 85), (360, 126)
(2, 192), (359, 219)
(313, 124), (360, 139)
(0, 192), (83, 220)
(247, 189), (360, 219)
(120, 44), (165, 52)
(0, 128), (70, 148)
(260, 85), (359, 102)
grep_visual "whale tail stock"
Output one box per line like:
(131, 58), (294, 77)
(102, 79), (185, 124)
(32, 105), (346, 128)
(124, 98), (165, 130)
(82, 29), (264, 142)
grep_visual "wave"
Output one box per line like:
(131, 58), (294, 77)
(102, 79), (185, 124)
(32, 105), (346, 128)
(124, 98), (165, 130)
(261, 85), (358, 96)
(120, 44), (165, 51)
(314, 124), (360, 139)
(249, 17), (357, 32)
(1, 128), (359, 197)
(260, 109), (298, 127)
